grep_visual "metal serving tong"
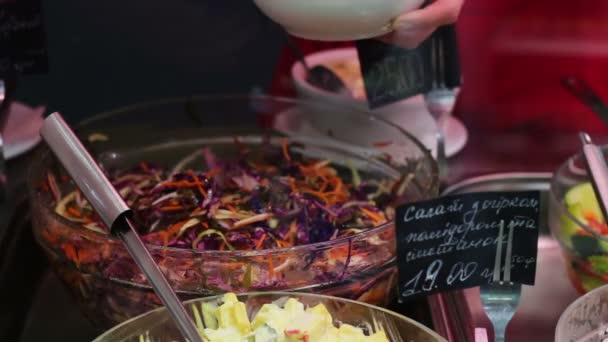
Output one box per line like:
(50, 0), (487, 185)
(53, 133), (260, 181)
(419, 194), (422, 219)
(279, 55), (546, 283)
(40, 113), (203, 342)
(562, 77), (608, 127)
(579, 132), (608, 222)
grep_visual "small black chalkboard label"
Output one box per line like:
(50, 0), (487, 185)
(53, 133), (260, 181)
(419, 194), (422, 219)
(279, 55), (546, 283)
(0, 0), (48, 74)
(396, 191), (540, 301)
(355, 38), (433, 109)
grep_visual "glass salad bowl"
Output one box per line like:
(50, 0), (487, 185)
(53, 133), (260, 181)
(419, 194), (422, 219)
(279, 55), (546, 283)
(556, 283), (608, 342)
(27, 95), (438, 328)
(92, 292), (446, 342)
(550, 145), (608, 294)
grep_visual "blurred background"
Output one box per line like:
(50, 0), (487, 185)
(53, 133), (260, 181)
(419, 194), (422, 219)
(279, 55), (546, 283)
(10, 0), (608, 134)
(14, 0), (284, 121)
(4, 0), (608, 341)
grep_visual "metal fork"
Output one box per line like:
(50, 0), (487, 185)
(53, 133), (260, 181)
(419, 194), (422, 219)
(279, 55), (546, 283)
(424, 27), (456, 185)
(425, 90), (451, 184)
(479, 220), (522, 342)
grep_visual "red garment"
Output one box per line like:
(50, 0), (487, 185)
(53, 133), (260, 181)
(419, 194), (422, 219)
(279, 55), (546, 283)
(268, 1), (608, 135)
(456, 0), (608, 134)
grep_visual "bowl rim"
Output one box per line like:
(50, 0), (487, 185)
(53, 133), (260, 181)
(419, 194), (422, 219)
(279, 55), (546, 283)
(92, 291), (447, 342)
(555, 282), (608, 341)
(290, 47), (365, 102)
(28, 93), (438, 256)
(550, 147), (608, 243)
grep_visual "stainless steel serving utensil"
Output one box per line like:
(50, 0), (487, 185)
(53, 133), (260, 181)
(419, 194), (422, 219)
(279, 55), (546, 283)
(479, 220), (522, 342)
(579, 132), (608, 222)
(284, 34), (351, 96)
(424, 28), (456, 185)
(562, 77), (608, 126)
(40, 113), (203, 342)
(424, 89), (450, 184)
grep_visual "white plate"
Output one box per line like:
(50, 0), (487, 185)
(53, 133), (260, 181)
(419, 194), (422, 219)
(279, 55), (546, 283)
(378, 94), (468, 158)
(3, 102), (44, 160)
(290, 47), (468, 158)
(273, 102), (468, 159)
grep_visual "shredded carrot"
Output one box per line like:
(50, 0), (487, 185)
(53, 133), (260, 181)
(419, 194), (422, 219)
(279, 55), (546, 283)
(275, 239), (290, 249)
(167, 220), (188, 236)
(77, 248), (100, 264)
(373, 141), (393, 147)
(333, 177), (343, 193)
(144, 220), (191, 248)
(63, 244), (80, 267)
(160, 205), (186, 211)
(319, 180), (328, 192)
(159, 232), (169, 246)
(360, 207), (386, 225)
(224, 198), (245, 205)
(100, 244), (111, 259)
(267, 255), (275, 280)
(187, 170), (207, 199)
(300, 189), (331, 204)
(206, 168), (221, 179)
(67, 207), (82, 218)
(162, 181), (202, 188)
(281, 139), (291, 162)
(255, 233), (267, 250)
(287, 220), (298, 246)
(328, 245), (351, 260)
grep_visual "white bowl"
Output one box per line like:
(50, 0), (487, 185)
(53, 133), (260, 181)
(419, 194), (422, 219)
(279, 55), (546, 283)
(291, 47), (439, 156)
(556, 283), (608, 342)
(253, 0), (425, 41)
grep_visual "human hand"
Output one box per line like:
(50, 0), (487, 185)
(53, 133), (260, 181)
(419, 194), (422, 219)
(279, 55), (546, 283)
(380, 0), (464, 48)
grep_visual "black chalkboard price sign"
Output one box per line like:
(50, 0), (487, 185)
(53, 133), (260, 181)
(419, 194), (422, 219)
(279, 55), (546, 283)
(0, 0), (48, 74)
(355, 38), (433, 109)
(395, 191), (540, 301)
(355, 24), (461, 109)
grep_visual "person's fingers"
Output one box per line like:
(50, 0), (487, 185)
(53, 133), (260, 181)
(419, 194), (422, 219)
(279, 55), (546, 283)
(396, 0), (463, 30)
(379, 26), (436, 49)
(379, 0), (464, 48)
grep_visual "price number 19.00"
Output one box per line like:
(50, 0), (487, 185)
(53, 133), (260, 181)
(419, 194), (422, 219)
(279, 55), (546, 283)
(401, 260), (478, 297)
